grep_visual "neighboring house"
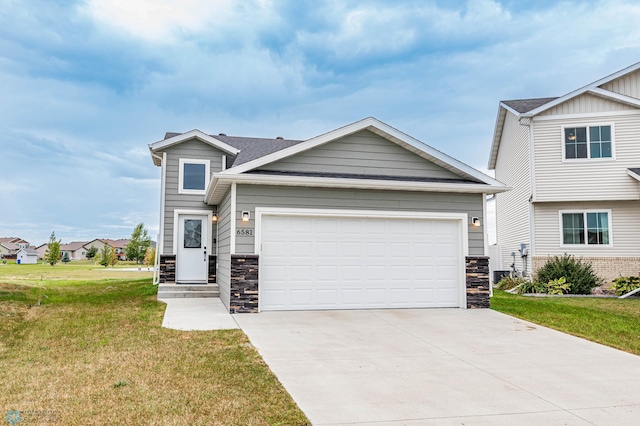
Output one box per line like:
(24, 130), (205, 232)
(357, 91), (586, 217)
(35, 243), (48, 259)
(488, 62), (640, 282)
(150, 117), (507, 313)
(102, 239), (130, 260)
(83, 239), (131, 261)
(60, 241), (89, 260)
(0, 237), (30, 258)
(16, 248), (38, 264)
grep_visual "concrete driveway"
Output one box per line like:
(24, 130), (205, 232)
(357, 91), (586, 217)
(234, 309), (640, 425)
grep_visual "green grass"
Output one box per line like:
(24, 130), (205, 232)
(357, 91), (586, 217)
(0, 260), (154, 285)
(0, 276), (309, 425)
(492, 290), (640, 355)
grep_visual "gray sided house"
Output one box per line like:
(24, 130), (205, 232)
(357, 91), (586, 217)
(149, 117), (508, 313)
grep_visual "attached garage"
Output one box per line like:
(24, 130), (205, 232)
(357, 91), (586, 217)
(257, 209), (467, 311)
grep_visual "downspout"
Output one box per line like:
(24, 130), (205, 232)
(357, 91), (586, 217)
(482, 193), (492, 297)
(518, 117), (535, 277)
(151, 151), (166, 285)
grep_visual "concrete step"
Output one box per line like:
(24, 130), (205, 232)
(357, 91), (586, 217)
(158, 291), (220, 299)
(158, 284), (219, 292)
(158, 284), (220, 299)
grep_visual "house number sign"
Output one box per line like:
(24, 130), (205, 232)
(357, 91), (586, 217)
(236, 228), (254, 236)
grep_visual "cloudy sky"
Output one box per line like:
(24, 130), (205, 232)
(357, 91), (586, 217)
(2, 0), (640, 246)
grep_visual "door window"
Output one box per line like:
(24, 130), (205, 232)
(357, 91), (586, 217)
(184, 219), (202, 248)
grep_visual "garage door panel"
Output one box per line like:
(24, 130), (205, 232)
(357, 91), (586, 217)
(260, 214), (462, 311)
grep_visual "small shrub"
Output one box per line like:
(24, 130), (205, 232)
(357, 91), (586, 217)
(535, 254), (602, 294)
(613, 276), (640, 296)
(514, 280), (547, 294)
(496, 276), (528, 291)
(112, 380), (129, 388)
(546, 277), (571, 295)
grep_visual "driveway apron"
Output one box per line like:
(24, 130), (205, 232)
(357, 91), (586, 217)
(234, 308), (640, 425)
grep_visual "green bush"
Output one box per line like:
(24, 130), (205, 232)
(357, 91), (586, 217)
(535, 254), (602, 294)
(613, 276), (640, 296)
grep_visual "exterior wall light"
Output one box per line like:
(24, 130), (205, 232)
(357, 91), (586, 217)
(212, 214), (218, 222)
(471, 217), (481, 227)
(241, 211), (250, 222)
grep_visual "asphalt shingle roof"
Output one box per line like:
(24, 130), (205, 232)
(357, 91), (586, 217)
(248, 170), (477, 184)
(502, 97), (558, 113)
(214, 135), (304, 166)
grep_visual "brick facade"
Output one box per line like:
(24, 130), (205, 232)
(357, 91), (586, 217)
(230, 254), (259, 313)
(159, 255), (176, 283)
(533, 256), (640, 283)
(466, 256), (490, 309)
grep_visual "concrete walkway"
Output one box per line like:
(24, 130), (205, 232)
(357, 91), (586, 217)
(235, 308), (640, 425)
(160, 298), (238, 330)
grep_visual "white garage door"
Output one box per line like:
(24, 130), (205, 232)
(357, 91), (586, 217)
(260, 214), (463, 311)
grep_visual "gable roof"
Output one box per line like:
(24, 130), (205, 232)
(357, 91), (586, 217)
(204, 117), (508, 204)
(60, 241), (89, 252)
(501, 98), (558, 114)
(149, 130), (241, 166)
(489, 62), (640, 169)
(17, 248), (38, 256)
(221, 117), (501, 184)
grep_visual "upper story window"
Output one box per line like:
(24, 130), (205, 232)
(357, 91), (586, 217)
(178, 158), (210, 195)
(564, 125), (612, 160)
(561, 211), (611, 246)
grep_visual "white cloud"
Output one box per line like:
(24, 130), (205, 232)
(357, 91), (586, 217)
(82, 0), (235, 42)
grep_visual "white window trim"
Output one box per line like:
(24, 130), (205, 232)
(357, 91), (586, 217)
(558, 209), (613, 248)
(178, 158), (210, 195)
(560, 123), (616, 162)
(254, 207), (470, 311)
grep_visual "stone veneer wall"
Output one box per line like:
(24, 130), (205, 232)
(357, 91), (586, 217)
(159, 255), (176, 283)
(208, 255), (217, 283)
(230, 254), (259, 313)
(466, 256), (490, 309)
(533, 256), (640, 283)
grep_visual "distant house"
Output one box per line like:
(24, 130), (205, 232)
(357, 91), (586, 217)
(59, 241), (89, 260)
(0, 237), (30, 258)
(84, 238), (131, 261)
(35, 244), (48, 259)
(102, 239), (131, 260)
(16, 248), (38, 264)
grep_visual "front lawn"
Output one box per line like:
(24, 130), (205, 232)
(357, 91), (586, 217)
(0, 278), (308, 425)
(492, 290), (640, 356)
(0, 260), (154, 284)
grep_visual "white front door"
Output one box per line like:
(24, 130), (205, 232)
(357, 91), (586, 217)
(177, 214), (208, 283)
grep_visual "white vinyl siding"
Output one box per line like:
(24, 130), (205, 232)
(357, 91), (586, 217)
(256, 129), (462, 180)
(494, 111), (531, 270)
(538, 93), (635, 116)
(234, 184), (484, 256)
(534, 201), (640, 257)
(533, 113), (640, 202)
(600, 69), (640, 98)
